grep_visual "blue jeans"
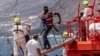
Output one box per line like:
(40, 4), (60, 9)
(43, 26), (52, 48)
(41, 19), (46, 27)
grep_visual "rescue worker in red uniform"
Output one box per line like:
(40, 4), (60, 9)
(42, 6), (61, 49)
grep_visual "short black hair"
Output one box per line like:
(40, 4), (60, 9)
(33, 34), (38, 38)
(43, 6), (48, 9)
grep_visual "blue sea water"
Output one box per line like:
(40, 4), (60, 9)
(0, 35), (63, 56)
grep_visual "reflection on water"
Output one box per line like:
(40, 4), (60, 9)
(0, 35), (63, 56)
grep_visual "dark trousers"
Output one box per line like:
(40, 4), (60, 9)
(43, 26), (52, 49)
(25, 34), (30, 43)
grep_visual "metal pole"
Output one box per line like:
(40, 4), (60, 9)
(78, 4), (80, 17)
(58, 24), (65, 47)
(38, 35), (45, 56)
(13, 0), (19, 16)
(92, 0), (96, 16)
(52, 29), (58, 44)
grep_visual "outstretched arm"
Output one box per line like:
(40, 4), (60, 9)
(54, 13), (61, 24)
(28, 15), (39, 20)
(28, 13), (42, 20)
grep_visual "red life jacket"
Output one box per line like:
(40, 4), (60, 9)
(46, 11), (53, 26)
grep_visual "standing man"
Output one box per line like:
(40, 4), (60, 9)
(12, 17), (27, 56)
(42, 6), (61, 49)
(26, 34), (42, 56)
(80, 0), (92, 41)
(29, 6), (61, 49)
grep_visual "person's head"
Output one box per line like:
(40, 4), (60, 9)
(14, 17), (21, 25)
(82, 0), (89, 7)
(33, 34), (39, 40)
(43, 6), (49, 14)
(63, 32), (68, 38)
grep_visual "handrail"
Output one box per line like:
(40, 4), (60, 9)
(42, 38), (75, 55)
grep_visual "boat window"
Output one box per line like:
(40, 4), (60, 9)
(82, 54), (90, 56)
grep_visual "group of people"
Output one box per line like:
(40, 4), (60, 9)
(11, 6), (61, 56)
(11, 0), (100, 56)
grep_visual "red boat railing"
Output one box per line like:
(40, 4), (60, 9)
(66, 0), (100, 41)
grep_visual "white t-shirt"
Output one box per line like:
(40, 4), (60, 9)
(26, 39), (41, 56)
(12, 24), (27, 40)
(83, 7), (92, 17)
